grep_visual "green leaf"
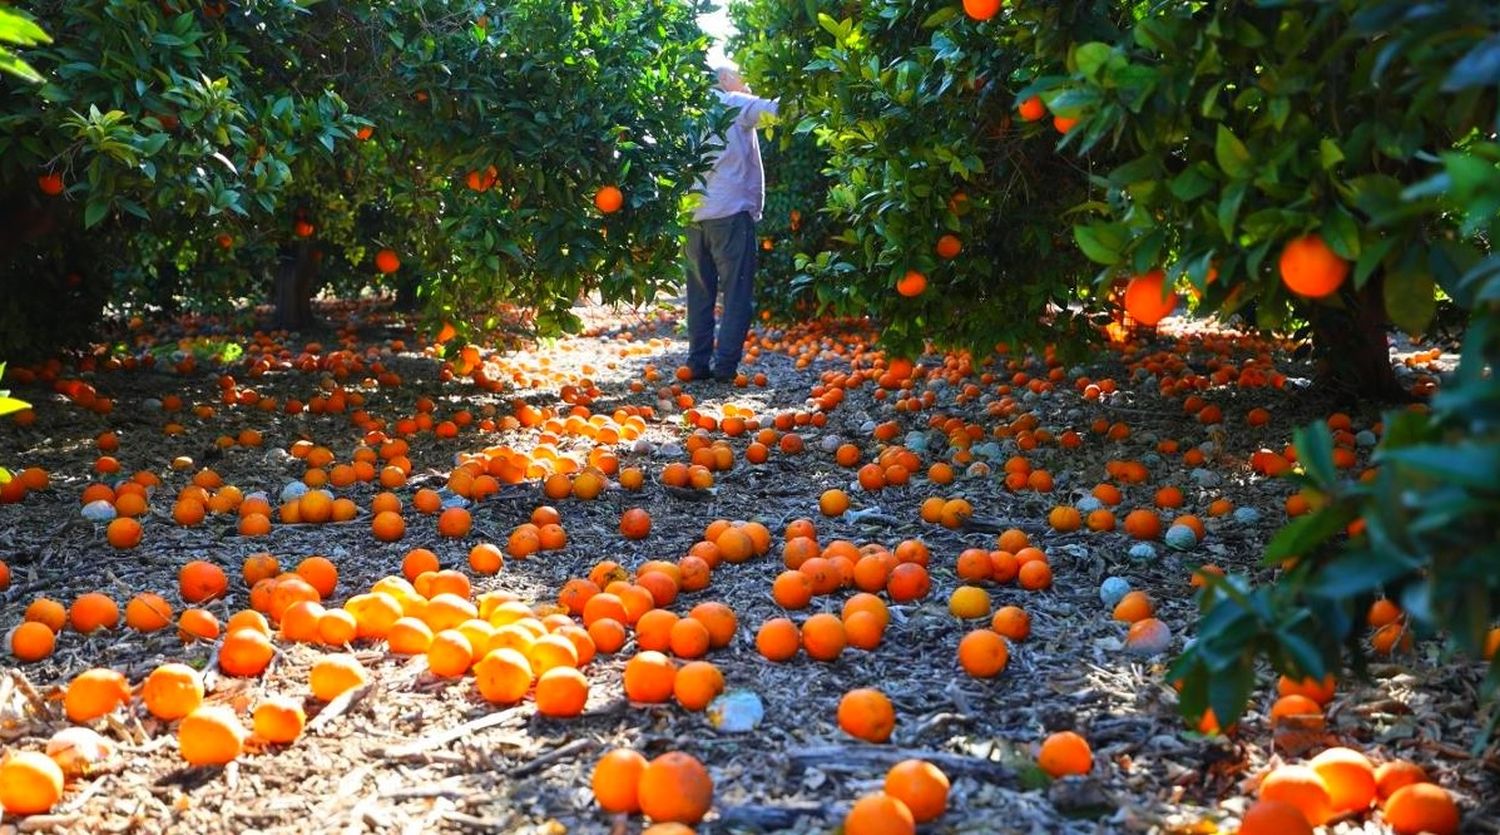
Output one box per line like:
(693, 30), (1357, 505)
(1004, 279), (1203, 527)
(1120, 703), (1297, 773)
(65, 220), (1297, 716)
(1170, 166), (1214, 201)
(0, 49), (42, 83)
(1384, 267), (1436, 335)
(84, 199), (109, 229)
(1214, 125), (1253, 180)
(1443, 34), (1500, 92)
(1073, 42), (1113, 80)
(1319, 138), (1345, 170)
(1265, 507), (1350, 565)
(1354, 236), (1397, 289)
(1321, 206), (1361, 260)
(0, 395), (28, 417)
(1073, 222), (1127, 266)
(0, 9), (51, 46)
(1384, 443), (1500, 490)
(920, 7), (957, 29)
(1207, 659), (1255, 728)
(1294, 424), (1339, 488)
(1218, 180), (1247, 238)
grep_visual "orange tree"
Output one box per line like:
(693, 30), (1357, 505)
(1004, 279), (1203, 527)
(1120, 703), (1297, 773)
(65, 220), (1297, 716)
(1011, 0), (1500, 729)
(0, 0), (722, 354)
(726, 1), (836, 321)
(730, 1), (1132, 359)
(1026, 0), (1498, 399)
(737, 0), (1500, 731)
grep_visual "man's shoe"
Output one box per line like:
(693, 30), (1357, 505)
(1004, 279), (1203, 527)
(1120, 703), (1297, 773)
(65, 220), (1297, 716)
(711, 366), (737, 382)
(686, 365), (712, 381)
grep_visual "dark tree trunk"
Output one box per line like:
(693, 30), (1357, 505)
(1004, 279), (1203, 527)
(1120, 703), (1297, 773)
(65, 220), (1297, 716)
(272, 243), (318, 330)
(1306, 273), (1410, 403)
(394, 274), (420, 312)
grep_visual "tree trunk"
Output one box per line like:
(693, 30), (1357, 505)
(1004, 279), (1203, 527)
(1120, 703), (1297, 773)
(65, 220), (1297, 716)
(394, 274), (420, 312)
(1306, 273), (1410, 403)
(272, 243), (318, 331)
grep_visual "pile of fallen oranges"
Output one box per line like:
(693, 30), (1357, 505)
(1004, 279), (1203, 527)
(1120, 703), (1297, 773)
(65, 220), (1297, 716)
(0, 305), (1475, 833)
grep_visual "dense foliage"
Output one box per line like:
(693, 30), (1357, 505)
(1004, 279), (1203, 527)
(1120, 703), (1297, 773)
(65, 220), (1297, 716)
(733, 0), (1500, 731)
(732, 1), (1129, 359)
(0, 0), (724, 355)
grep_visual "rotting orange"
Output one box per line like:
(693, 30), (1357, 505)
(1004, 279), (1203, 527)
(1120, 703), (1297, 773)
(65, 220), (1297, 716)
(178, 705), (247, 766)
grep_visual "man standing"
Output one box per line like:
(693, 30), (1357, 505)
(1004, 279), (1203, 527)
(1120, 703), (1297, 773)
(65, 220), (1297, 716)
(684, 64), (778, 382)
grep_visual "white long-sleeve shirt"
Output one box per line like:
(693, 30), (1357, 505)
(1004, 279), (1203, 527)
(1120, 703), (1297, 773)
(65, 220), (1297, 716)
(693, 90), (779, 222)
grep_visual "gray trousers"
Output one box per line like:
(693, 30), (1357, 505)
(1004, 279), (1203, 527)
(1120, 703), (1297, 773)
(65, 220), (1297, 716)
(684, 211), (756, 374)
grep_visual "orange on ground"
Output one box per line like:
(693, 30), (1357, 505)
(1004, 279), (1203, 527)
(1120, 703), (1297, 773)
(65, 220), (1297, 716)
(637, 751), (713, 825)
(1037, 731), (1092, 778)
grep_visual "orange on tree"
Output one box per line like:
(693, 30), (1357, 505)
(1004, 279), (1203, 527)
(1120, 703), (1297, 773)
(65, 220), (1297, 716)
(1279, 233), (1349, 298)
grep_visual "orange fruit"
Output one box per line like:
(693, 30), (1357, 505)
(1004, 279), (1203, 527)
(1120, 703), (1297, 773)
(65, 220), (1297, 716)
(957, 629), (1009, 678)
(220, 628), (275, 676)
(756, 617), (800, 661)
(106, 516), (142, 548)
(25, 598), (67, 632)
(142, 663), (204, 720)
(534, 667), (589, 717)
(624, 650), (677, 703)
(1276, 673), (1337, 705)
(474, 647), (533, 704)
(179, 560), (228, 603)
(64, 667), (131, 722)
(837, 687), (895, 743)
(1269, 694), (1324, 727)
(1123, 270), (1177, 326)
(673, 660), (725, 710)
(1382, 783), (1458, 835)
(295, 555), (338, 598)
(896, 270), (927, 297)
(884, 759), (949, 823)
(592, 748), (648, 813)
(1308, 747), (1375, 815)
(125, 593), (173, 631)
(620, 507), (652, 539)
(688, 601), (737, 648)
(637, 751), (713, 824)
(1017, 95), (1046, 122)
(0, 750), (65, 815)
(70, 592), (119, 633)
(844, 792), (915, 835)
(990, 606), (1029, 641)
(1238, 800), (1313, 835)
(1037, 731), (1092, 778)
(801, 613), (846, 662)
(949, 586), (991, 619)
(10, 621), (56, 662)
(668, 617), (711, 659)
(178, 705), (247, 766)
(1375, 760), (1428, 801)
(594, 185), (624, 214)
(427, 629), (475, 677)
(310, 654), (368, 701)
(772, 569), (814, 609)
(1258, 764), (1333, 826)
(437, 507), (472, 537)
(177, 608), (220, 642)
(252, 696), (306, 744)
(1280, 234), (1348, 298)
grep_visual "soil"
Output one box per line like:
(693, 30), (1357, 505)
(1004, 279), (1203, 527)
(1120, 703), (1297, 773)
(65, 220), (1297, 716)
(0, 299), (1493, 835)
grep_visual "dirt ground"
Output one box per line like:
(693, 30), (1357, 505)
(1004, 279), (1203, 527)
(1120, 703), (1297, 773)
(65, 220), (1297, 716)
(0, 299), (1494, 834)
